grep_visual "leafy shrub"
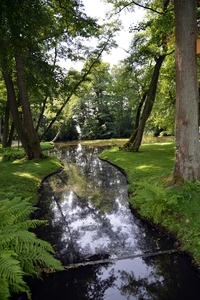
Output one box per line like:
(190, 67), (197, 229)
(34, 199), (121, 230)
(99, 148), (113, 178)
(0, 197), (64, 300)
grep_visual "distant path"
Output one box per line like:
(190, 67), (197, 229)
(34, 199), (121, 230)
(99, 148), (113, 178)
(11, 141), (21, 147)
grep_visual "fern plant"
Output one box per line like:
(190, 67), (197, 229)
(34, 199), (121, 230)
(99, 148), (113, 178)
(130, 181), (183, 223)
(0, 197), (64, 300)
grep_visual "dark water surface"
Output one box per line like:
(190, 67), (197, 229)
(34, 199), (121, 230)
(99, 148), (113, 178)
(15, 144), (200, 299)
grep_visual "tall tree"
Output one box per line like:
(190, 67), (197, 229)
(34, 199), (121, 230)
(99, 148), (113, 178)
(173, 0), (200, 181)
(0, 0), (115, 158)
(120, 1), (173, 151)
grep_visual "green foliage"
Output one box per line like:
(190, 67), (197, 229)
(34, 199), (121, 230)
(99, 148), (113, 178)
(0, 197), (64, 300)
(130, 181), (182, 223)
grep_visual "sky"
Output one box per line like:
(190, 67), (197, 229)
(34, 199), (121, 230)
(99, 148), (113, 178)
(83, 0), (145, 66)
(61, 0), (145, 70)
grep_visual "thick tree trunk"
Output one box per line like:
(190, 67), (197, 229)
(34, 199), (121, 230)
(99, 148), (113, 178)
(15, 54), (41, 159)
(174, 0), (200, 181)
(123, 55), (166, 152)
(2, 72), (31, 154)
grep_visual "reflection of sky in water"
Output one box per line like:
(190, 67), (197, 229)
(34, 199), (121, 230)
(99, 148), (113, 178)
(32, 145), (200, 300)
(49, 178), (142, 258)
(44, 145), (168, 262)
(39, 145), (179, 263)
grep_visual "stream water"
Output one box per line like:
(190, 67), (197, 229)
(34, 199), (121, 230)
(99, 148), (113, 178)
(15, 143), (200, 300)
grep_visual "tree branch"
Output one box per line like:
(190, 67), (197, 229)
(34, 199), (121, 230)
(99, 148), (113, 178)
(116, 1), (163, 15)
(39, 35), (113, 141)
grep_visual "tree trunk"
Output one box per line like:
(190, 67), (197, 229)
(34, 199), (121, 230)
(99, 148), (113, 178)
(1, 99), (15, 148)
(174, 0), (200, 181)
(123, 92), (147, 150)
(2, 100), (10, 148)
(15, 54), (41, 159)
(7, 121), (15, 147)
(36, 95), (48, 136)
(123, 55), (166, 152)
(2, 72), (31, 154)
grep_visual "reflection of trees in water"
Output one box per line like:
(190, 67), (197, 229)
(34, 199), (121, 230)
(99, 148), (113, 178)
(86, 266), (117, 300)
(24, 263), (118, 300)
(35, 145), (134, 264)
(29, 145), (200, 300)
(118, 254), (183, 300)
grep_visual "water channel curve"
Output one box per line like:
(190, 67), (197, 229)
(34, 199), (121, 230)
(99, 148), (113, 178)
(14, 143), (200, 300)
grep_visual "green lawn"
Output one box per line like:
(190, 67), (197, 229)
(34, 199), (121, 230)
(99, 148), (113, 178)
(0, 142), (62, 203)
(99, 142), (200, 270)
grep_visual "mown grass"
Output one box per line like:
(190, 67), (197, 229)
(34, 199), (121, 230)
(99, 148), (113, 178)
(99, 141), (200, 269)
(0, 142), (62, 203)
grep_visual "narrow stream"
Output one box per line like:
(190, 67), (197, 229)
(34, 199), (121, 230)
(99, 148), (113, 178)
(16, 143), (200, 299)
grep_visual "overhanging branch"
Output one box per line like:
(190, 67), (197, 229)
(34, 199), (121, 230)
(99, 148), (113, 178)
(40, 34), (113, 141)
(116, 1), (163, 15)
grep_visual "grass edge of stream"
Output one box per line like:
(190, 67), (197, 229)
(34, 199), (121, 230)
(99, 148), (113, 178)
(99, 141), (200, 274)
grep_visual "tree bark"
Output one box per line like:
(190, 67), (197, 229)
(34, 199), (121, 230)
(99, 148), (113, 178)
(174, 0), (200, 181)
(2, 99), (15, 148)
(7, 121), (15, 147)
(122, 92), (147, 150)
(2, 99), (10, 148)
(2, 72), (31, 154)
(15, 53), (41, 159)
(123, 55), (166, 152)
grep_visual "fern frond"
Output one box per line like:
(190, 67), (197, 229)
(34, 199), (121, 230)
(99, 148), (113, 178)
(0, 279), (10, 300)
(2, 219), (47, 233)
(0, 250), (31, 299)
(0, 198), (37, 227)
(134, 180), (181, 222)
(0, 197), (64, 299)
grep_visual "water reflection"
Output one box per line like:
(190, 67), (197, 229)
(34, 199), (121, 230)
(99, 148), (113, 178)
(36, 144), (173, 265)
(18, 143), (200, 300)
(24, 253), (200, 300)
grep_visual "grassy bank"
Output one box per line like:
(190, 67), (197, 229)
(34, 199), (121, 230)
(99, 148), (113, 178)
(99, 141), (200, 270)
(0, 142), (64, 299)
(0, 142), (62, 203)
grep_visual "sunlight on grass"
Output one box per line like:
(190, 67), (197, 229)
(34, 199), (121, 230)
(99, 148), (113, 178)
(136, 165), (152, 170)
(13, 172), (37, 180)
(0, 142), (62, 203)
